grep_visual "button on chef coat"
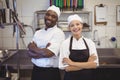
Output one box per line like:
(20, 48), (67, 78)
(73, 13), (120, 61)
(59, 36), (99, 69)
(31, 25), (65, 68)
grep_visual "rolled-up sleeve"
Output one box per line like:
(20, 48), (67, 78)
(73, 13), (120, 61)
(88, 39), (99, 67)
(59, 40), (70, 70)
(47, 30), (65, 56)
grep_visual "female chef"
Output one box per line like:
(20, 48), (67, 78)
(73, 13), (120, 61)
(59, 14), (99, 80)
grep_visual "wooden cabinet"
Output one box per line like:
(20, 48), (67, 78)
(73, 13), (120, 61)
(35, 10), (92, 31)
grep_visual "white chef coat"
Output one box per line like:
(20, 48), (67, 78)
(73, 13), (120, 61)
(31, 25), (65, 68)
(59, 36), (99, 69)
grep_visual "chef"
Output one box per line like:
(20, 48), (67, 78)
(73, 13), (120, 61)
(59, 14), (99, 80)
(27, 5), (65, 80)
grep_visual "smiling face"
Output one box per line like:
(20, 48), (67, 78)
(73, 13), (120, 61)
(44, 10), (58, 29)
(69, 20), (83, 38)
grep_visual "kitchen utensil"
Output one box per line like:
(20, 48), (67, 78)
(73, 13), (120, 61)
(0, 50), (9, 59)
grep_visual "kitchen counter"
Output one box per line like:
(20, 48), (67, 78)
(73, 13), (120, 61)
(0, 50), (17, 66)
(1, 49), (120, 69)
(1, 49), (33, 70)
(1, 49), (120, 80)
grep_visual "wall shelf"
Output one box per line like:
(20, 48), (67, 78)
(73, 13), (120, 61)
(35, 10), (92, 32)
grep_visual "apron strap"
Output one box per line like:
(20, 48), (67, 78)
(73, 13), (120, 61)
(83, 38), (89, 50)
(69, 36), (73, 51)
(69, 36), (89, 51)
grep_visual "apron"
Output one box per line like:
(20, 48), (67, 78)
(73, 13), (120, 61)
(31, 65), (61, 80)
(64, 36), (94, 80)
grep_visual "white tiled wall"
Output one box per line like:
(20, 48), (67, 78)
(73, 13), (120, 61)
(0, 0), (120, 49)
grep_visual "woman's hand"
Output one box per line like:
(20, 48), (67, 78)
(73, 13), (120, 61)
(88, 54), (97, 62)
(63, 58), (74, 66)
(65, 66), (82, 72)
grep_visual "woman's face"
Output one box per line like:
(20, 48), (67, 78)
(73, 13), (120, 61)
(69, 20), (83, 36)
(44, 10), (58, 28)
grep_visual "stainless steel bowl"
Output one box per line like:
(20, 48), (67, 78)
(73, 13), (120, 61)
(0, 49), (9, 58)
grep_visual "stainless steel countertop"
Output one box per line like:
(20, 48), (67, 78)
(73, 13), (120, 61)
(0, 50), (17, 66)
(1, 49), (120, 70)
(1, 49), (33, 69)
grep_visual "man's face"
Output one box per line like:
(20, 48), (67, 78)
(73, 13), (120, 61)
(44, 10), (58, 28)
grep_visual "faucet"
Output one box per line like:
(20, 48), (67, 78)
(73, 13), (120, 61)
(93, 30), (100, 45)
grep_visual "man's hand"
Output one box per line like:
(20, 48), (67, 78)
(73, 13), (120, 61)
(27, 50), (41, 59)
(27, 41), (40, 58)
(46, 43), (51, 48)
(28, 41), (37, 52)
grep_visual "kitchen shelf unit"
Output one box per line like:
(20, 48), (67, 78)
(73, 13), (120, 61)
(34, 10), (92, 31)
